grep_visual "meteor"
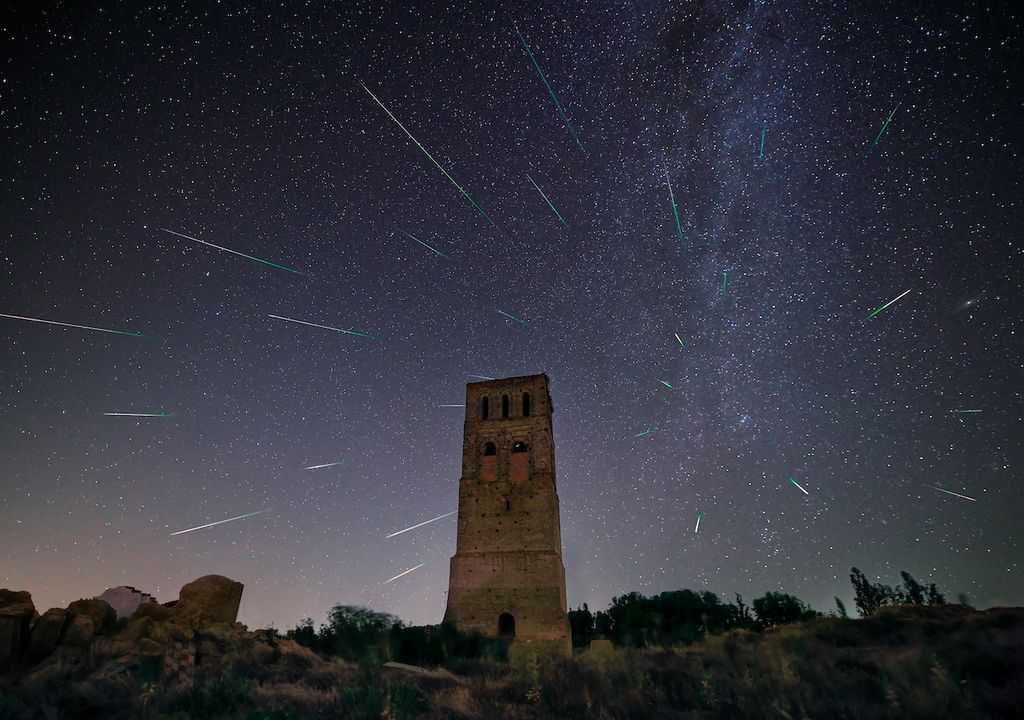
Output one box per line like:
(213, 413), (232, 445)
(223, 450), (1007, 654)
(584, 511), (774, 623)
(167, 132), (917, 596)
(0, 312), (148, 338)
(513, 22), (582, 149)
(870, 103), (900, 150)
(386, 510), (456, 539)
(723, 270), (727, 295)
(360, 82), (493, 224)
(103, 412), (173, 417)
(674, 333), (685, 348)
(468, 374), (496, 380)
(759, 125), (766, 158)
(789, 477), (809, 495)
(384, 563), (425, 585)
(950, 409), (982, 414)
(634, 427), (654, 437)
(665, 170), (685, 252)
(865, 289), (912, 319)
(496, 309), (535, 330)
(438, 404), (465, 407)
(170, 508), (269, 536)
(526, 174), (569, 228)
(694, 512), (702, 533)
(928, 485), (976, 502)
(157, 228), (306, 275)
(398, 228), (453, 261)
(268, 314), (376, 339)
(305, 461), (343, 470)
(659, 380), (673, 389)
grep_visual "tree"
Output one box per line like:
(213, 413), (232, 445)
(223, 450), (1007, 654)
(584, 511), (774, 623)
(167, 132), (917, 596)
(568, 603), (594, 648)
(900, 571), (925, 605)
(850, 567), (899, 616)
(834, 597), (848, 618)
(751, 592), (818, 628)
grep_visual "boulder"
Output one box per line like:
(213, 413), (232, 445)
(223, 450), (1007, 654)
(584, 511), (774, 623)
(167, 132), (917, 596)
(0, 589), (35, 670)
(67, 598), (116, 632)
(62, 615), (99, 648)
(25, 608), (70, 662)
(174, 575), (244, 624)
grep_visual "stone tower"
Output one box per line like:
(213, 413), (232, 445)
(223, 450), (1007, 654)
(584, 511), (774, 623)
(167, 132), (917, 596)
(443, 374), (571, 656)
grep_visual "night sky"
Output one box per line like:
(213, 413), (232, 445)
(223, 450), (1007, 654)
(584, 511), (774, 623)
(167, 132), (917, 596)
(1, 2), (1021, 631)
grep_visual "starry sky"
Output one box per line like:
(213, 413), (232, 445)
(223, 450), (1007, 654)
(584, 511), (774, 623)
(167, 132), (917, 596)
(1, 2), (1021, 631)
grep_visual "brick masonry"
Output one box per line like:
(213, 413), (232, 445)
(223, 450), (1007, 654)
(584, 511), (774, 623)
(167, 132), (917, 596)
(443, 374), (571, 655)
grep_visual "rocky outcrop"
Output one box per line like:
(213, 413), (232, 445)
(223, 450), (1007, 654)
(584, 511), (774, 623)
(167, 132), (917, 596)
(175, 575), (244, 624)
(95, 586), (157, 621)
(60, 599), (116, 649)
(25, 608), (69, 662)
(0, 590), (35, 671)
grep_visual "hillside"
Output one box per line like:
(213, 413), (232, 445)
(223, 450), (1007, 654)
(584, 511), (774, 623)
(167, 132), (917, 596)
(1, 598), (1022, 719)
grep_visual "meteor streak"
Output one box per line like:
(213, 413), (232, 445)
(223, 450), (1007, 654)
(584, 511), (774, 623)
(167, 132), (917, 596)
(360, 82), (493, 223)
(694, 512), (702, 533)
(723, 271), (727, 295)
(950, 409), (982, 414)
(496, 309), (535, 329)
(928, 485), (976, 502)
(384, 563), (425, 585)
(526, 174), (569, 228)
(865, 289), (912, 319)
(103, 412), (173, 417)
(659, 380), (673, 389)
(157, 228), (305, 275)
(468, 374), (495, 380)
(513, 22), (582, 149)
(398, 228), (453, 261)
(170, 508), (269, 536)
(674, 333), (685, 348)
(870, 103), (900, 150)
(439, 404), (466, 407)
(634, 427), (654, 437)
(0, 312), (148, 338)
(759, 125), (766, 158)
(268, 314), (376, 339)
(789, 477), (809, 495)
(385, 510), (457, 539)
(305, 461), (343, 470)
(665, 170), (685, 252)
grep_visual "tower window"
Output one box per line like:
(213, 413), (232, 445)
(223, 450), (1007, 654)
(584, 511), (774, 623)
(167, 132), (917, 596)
(498, 612), (515, 638)
(501, 394), (509, 418)
(522, 392), (531, 417)
(481, 397), (489, 420)
(484, 442), (496, 456)
(512, 441), (528, 453)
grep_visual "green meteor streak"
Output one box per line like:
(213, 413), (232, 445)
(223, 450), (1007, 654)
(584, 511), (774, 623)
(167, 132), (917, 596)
(513, 22), (582, 149)
(865, 288), (911, 319)
(674, 333), (685, 348)
(0, 312), (149, 338)
(398, 228), (453, 261)
(634, 427), (655, 437)
(158, 228), (306, 276)
(789, 476), (809, 495)
(665, 170), (685, 252)
(694, 512), (701, 533)
(360, 82), (493, 224)
(527, 174), (569, 228)
(496, 309), (535, 330)
(870, 103), (900, 150)
(659, 380), (673, 389)
(723, 270), (727, 295)
(759, 125), (766, 158)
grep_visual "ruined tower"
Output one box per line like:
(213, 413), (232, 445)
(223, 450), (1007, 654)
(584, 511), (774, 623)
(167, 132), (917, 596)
(443, 374), (571, 656)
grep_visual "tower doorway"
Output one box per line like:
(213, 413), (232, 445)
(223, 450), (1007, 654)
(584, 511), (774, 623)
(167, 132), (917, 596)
(498, 612), (515, 638)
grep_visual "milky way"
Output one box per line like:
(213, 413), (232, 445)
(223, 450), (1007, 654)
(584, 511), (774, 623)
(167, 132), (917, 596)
(1, 3), (1020, 629)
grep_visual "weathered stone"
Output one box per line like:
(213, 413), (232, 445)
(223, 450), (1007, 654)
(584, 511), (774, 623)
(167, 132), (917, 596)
(62, 615), (98, 648)
(175, 575), (244, 624)
(67, 598), (116, 633)
(138, 637), (166, 661)
(114, 615), (155, 644)
(95, 586), (157, 621)
(25, 608), (69, 662)
(134, 602), (177, 624)
(443, 374), (572, 656)
(0, 589), (35, 670)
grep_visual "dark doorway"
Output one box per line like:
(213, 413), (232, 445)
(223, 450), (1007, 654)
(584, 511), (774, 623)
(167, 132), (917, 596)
(501, 394), (510, 418)
(498, 612), (515, 638)
(522, 392), (531, 416)
(481, 397), (489, 420)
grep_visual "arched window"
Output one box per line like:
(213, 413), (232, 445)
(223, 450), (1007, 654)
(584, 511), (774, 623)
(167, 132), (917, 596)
(481, 441), (497, 482)
(510, 440), (528, 484)
(522, 392), (531, 417)
(498, 612), (515, 638)
(501, 394), (509, 418)
(481, 397), (489, 420)
(484, 442), (496, 456)
(512, 441), (528, 453)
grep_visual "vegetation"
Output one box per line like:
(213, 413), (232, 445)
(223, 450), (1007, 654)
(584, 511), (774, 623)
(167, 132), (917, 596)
(2, 568), (1018, 719)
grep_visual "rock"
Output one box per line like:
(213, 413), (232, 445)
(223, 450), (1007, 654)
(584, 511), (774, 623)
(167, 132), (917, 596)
(175, 575), (244, 624)
(62, 615), (99, 648)
(66, 598), (116, 632)
(94, 586), (157, 621)
(138, 637), (166, 661)
(25, 608), (69, 662)
(114, 615), (155, 644)
(0, 589), (35, 670)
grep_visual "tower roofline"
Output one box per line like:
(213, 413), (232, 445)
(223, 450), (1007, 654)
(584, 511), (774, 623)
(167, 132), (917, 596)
(466, 373), (549, 388)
